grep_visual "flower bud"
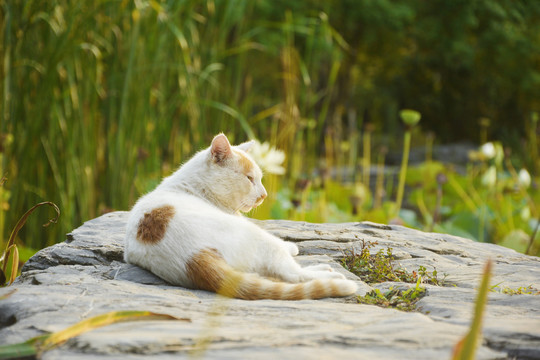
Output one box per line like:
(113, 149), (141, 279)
(518, 168), (531, 189)
(480, 142), (496, 159)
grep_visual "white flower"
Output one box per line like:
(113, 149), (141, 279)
(480, 142), (496, 159)
(481, 166), (497, 188)
(249, 140), (286, 175)
(518, 168), (531, 189)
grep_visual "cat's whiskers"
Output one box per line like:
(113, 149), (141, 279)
(249, 206), (259, 217)
(234, 201), (249, 214)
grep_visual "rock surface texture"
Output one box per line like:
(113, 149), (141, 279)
(1, 211), (539, 359)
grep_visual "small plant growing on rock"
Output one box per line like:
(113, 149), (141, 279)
(415, 265), (448, 287)
(358, 277), (426, 312)
(490, 283), (540, 296)
(341, 239), (449, 311)
(341, 240), (447, 286)
(341, 241), (415, 283)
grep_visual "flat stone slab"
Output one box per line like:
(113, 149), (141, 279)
(1, 211), (539, 359)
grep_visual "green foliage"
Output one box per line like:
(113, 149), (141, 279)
(266, 142), (539, 256)
(358, 277), (426, 312)
(340, 240), (448, 286)
(490, 283), (540, 296)
(416, 265), (448, 287)
(1, 0), (539, 257)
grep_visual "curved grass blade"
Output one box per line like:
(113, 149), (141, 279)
(0, 311), (189, 359)
(6, 244), (18, 285)
(200, 100), (256, 140)
(2, 202), (60, 274)
(0, 288), (16, 300)
(39, 310), (188, 350)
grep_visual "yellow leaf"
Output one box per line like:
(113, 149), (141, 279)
(39, 311), (189, 350)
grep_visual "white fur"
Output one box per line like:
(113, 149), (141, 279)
(124, 134), (357, 295)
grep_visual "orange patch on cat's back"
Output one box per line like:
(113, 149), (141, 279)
(136, 205), (175, 244)
(234, 149), (255, 174)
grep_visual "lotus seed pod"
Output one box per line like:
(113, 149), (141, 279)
(399, 109), (421, 128)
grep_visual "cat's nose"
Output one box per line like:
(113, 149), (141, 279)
(257, 192), (267, 204)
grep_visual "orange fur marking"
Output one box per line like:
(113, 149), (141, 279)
(311, 279), (326, 299)
(329, 280), (340, 295)
(264, 282), (285, 299)
(286, 283), (305, 300)
(185, 248), (350, 300)
(185, 248), (227, 292)
(136, 205), (175, 244)
(234, 149), (254, 174)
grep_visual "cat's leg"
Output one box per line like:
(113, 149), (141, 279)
(266, 251), (346, 283)
(255, 230), (344, 282)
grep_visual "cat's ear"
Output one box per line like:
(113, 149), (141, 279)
(210, 134), (232, 163)
(237, 140), (255, 153)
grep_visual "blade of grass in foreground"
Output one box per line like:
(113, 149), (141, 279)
(1, 201), (60, 286)
(452, 259), (492, 360)
(0, 310), (190, 359)
(0, 289), (16, 300)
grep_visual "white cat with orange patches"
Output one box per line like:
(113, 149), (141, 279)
(124, 134), (357, 300)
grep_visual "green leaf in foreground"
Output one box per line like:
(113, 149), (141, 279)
(0, 310), (190, 360)
(452, 259), (492, 360)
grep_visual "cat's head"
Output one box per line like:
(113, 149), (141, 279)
(206, 134), (267, 213)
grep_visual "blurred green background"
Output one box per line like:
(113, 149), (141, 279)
(1, 0), (539, 260)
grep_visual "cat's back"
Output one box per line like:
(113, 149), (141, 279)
(125, 188), (222, 238)
(125, 187), (251, 248)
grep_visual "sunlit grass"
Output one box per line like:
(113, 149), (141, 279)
(0, 310), (187, 359)
(0, 0), (539, 259)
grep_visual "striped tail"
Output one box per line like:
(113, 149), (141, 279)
(185, 248), (358, 300)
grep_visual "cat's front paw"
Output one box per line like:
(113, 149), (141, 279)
(285, 242), (299, 256)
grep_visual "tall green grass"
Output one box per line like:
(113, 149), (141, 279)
(1, 1), (538, 255)
(0, 0), (359, 250)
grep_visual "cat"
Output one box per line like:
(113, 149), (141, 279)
(124, 133), (358, 300)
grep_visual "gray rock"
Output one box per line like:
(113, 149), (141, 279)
(1, 211), (539, 359)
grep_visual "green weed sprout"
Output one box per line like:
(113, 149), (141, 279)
(395, 109), (421, 217)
